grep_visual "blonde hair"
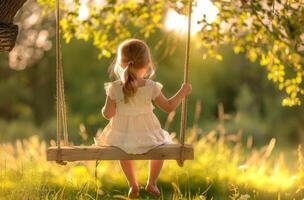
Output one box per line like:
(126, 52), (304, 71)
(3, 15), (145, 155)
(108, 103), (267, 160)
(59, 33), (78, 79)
(109, 39), (155, 103)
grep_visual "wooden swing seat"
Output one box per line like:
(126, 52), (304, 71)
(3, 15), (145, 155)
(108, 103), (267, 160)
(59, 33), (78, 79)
(47, 144), (194, 161)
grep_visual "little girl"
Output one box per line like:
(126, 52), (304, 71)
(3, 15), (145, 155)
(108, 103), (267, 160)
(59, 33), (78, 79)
(94, 39), (192, 198)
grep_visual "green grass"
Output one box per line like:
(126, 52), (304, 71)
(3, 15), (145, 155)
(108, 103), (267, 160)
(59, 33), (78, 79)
(1, 104), (304, 200)
(1, 125), (304, 200)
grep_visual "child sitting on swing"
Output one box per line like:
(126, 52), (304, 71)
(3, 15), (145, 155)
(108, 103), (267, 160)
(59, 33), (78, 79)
(94, 38), (192, 198)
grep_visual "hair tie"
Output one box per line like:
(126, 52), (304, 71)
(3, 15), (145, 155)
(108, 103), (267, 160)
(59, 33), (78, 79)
(128, 61), (134, 66)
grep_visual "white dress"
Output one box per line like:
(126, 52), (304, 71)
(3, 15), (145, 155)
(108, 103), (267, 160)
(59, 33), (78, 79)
(94, 79), (175, 154)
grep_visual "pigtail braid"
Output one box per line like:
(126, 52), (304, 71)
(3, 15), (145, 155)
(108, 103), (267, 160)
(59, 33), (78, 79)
(122, 61), (137, 103)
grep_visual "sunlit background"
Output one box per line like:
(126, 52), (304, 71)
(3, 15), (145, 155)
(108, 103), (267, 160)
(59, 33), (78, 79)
(77, 0), (219, 35)
(164, 0), (218, 35)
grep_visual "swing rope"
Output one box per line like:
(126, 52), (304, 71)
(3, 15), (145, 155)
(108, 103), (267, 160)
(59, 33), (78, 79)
(54, 0), (192, 165)
(55, 0), (69, 163)
(178, 0), (192, 167)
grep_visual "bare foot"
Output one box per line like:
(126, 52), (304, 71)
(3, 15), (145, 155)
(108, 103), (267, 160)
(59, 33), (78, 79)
(145, 183), (160, 197)
(128, 184), (140, 199)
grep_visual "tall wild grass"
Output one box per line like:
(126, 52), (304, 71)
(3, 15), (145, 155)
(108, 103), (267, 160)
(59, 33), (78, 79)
(1, 102), (304, 199)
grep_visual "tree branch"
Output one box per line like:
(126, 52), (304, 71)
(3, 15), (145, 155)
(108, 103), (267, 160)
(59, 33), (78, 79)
(0, 0), (28, 52)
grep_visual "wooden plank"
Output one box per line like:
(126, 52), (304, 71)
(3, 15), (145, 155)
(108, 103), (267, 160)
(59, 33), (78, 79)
(47, 144), (194, 161)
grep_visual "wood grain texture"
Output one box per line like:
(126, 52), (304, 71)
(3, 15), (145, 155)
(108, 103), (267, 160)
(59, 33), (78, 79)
(0, 22), (18, 51)
(47, 144), (194, 161)
(0, 0), (27, 23)
(0, 0), (27, 52)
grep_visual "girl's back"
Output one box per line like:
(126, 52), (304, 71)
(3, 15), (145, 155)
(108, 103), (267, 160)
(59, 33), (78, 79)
(105, 79), (163, 116)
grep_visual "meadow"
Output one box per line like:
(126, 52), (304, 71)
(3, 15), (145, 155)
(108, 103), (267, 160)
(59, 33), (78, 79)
(1, 103), (304, 200)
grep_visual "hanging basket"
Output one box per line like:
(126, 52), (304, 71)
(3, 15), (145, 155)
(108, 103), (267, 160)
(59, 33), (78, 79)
(0, 22), (18, 52)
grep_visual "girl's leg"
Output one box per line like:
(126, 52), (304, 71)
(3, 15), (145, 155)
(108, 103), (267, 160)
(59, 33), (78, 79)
(119, 160), (139, 197)
(145, 160), (164, 196)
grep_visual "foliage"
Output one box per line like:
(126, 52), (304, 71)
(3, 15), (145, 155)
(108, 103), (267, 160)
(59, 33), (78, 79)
(198, 0), (304, 106)
(37, 0), (164, 59)
(34, 0), (304, 107)
(2, 39), (304, 145)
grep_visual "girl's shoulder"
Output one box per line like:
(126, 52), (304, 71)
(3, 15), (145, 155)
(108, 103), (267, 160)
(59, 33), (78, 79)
(105, 79), (122, 86)
(104, 80), (123, 100)
(104, 80), (123, 90)
(105, 79), (159, 87)
(145, 79), (162, 87)
(145, 79), (163, 100)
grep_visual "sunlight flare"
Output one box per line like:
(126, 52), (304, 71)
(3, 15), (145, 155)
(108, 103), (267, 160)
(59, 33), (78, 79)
(165, 0), (219, 35)
(78, 0), (90, 21)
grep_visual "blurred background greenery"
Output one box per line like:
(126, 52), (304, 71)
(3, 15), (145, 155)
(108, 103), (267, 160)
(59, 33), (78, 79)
(1, 0), (304, 148)
(1, 41), (304, 148)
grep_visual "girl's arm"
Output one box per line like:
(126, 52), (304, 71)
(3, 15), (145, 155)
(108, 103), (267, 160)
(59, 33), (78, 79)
(101, 95), (116, 120)
(154, 83), (192, 113)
